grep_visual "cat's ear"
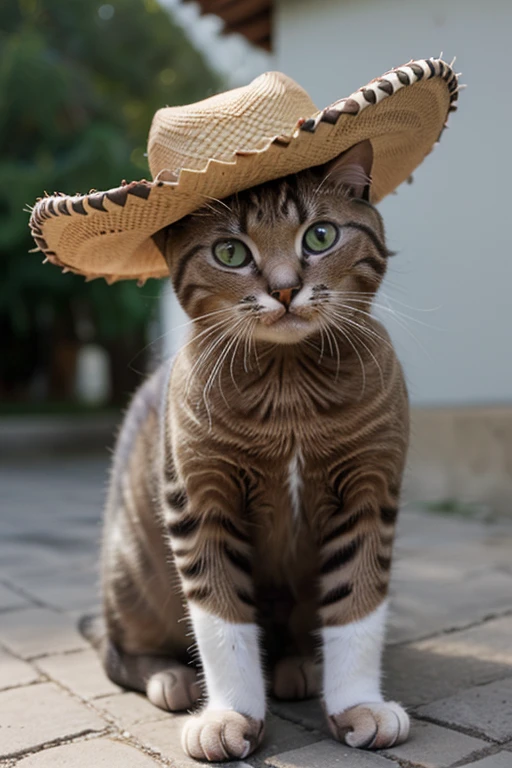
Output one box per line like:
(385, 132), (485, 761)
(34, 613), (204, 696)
(320, 139), (373, 200)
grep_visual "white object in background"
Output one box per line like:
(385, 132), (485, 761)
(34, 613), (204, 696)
(160, 283), (189, 361)
(75, 343), (111, 405)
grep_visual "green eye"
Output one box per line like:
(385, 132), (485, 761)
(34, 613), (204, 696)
(303, 222), (339, 254)
(213, 239), (251, 268)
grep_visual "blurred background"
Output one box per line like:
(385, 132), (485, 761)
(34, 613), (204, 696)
(1, 0), (511, 515)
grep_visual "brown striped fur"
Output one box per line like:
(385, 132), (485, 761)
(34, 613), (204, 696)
(97, 140), (409, 755)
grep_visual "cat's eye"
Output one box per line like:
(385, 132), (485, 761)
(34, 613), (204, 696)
(213, 239), (251, 268)
(303, 222), (339, 255)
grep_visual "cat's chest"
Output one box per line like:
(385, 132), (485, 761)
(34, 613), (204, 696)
(248, 447), (323, 577)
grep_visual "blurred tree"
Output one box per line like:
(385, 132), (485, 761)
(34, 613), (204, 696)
(0, 0), (221, 403)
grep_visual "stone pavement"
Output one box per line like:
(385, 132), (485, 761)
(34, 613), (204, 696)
(1, 453), (512, 767)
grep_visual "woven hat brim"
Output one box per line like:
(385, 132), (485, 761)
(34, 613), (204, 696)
(30, 57), (460, 283)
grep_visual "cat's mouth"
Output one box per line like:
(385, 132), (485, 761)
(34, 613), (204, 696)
(254, 311), (317, 344)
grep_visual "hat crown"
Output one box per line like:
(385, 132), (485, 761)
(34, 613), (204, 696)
(147, 71), (317, 178)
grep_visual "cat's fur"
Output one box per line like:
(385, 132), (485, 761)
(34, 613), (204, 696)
(96, 140), (410, 761)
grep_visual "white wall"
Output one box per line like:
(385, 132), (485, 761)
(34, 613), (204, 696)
(275, 0), (512, 406)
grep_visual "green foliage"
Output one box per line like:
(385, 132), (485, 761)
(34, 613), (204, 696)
(0, 0), (221, 343)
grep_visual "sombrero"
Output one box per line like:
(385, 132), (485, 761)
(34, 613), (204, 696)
(29, 56), (460, 284)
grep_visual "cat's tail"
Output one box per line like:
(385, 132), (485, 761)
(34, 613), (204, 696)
(78, 613), (106, 651)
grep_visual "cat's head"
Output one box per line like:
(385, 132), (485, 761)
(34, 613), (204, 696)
(161, 140), (389, 345)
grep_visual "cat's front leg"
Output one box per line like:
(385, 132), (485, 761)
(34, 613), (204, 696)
(318, 495), (409, 750)
(166, 463), (265, 762)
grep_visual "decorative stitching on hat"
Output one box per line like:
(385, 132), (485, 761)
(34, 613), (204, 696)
(29, 56), (461, 283)
(304, 56), (460, 132)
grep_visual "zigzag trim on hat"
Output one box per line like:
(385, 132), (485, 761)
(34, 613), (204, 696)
(299, 56), (459, 135)
(29, 56), (461, 285)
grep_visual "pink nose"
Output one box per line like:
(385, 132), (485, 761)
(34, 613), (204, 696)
(270, 286), (300, 309)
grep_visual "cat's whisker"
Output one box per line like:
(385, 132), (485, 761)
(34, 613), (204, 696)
(328, 289), (441, 317)
(184, 319), (236, 397)
(174, 306), (237, 333)
(201, 316), (249, 407)
(189, 327), (233, 391)
(333, 319), (367, 397)
(321, 319), (341, 380)
(379, 291), (441, 313)
(317, 323), (326, 363)
(250, 319), (261, 374)
(337, 296), (444, 330)
(229, 327), (246, 392)
(332, 300), (434, 358)
(127, 308), (236, 374)
(200, 194), (234, 213)
(341, 320), (385, 391)
(343, 302), (431, 358)
(328, 307), (393, 349)
(179, 313), (235, 354)
(319, 308), (367, 394)
(204, 332), (240, 420)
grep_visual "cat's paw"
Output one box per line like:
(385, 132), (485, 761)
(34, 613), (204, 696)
(182, 710), (264, 762)
(146, 666), (201, 712)
(328, 701), (409, 750)
(272, 656), (320, 701)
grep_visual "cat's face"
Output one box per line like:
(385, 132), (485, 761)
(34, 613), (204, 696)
(164, 141), (389, 346)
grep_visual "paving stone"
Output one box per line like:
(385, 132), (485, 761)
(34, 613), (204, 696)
(417, 678), (512, 743)
(125, 713), (191, 766)
(129, 712), (320, 768)
(36, 648), (120, 699)
(265, 739), (399, 767)
(93, 692), (170, 727)
(3, 563), (99, 613)
(0, 607), (87, 659)
(382, 718), (488, 767)
(0, 648), (39, 690)
(251, 713), (321, 766)
(384, 615), (512, 707)
(458, 754), (512, 767)
(0, 583), (30, 612)
(388, 568), (512, 644)
(0, 682), (106, 758)
(269, 699), (326, 734)
(16, 737), (163, 767)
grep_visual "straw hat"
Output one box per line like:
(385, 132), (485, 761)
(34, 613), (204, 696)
(29, 57), (460, 284)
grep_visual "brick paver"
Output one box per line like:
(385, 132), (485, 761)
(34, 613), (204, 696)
(265, 740), (400, 767)
(384, 615), (512, 707)
(0, 682), (106, 758)
(15, 737), (164, 767)
(35, 648), (120, 700)
(417, 678), (512, 743)
(0, 649), (39, 691)
(93, 691), (170, 727)
(1, 455), (512, 766)
(382, 719), (488, 767)
(0, 583), (29, 612)
(0, 607), (88, 659)
(459, 754), (512, 767)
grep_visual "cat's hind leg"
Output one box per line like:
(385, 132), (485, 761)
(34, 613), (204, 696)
(102, 639), (201, 712)
(272, 656), (320, 701)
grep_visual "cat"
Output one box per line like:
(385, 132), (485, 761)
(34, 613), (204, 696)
(94, 139), (410, 762)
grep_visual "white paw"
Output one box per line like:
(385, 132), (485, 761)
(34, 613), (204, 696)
(182, 709), (264, 762)
(328, 701), (409, 749)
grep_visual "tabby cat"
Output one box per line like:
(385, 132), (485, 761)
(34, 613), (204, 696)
(96, 139), (410, 761)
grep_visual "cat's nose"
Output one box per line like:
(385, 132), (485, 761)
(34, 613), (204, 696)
(270, 285), (301, 310)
